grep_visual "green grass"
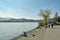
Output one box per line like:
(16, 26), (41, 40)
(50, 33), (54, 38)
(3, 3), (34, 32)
(56, 22), (60, 25)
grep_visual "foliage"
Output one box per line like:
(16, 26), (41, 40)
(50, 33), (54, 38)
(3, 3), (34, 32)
(38, 9), (51, 26)
(58, 16), (60, 22)
(54, 12), (58, 22)
(55, 22), (60, 25)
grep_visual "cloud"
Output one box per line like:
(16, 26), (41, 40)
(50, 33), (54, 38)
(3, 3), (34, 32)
(0, 8), (40, 19)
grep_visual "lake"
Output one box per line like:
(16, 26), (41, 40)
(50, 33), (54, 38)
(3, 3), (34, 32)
(0, 22), (38, 40)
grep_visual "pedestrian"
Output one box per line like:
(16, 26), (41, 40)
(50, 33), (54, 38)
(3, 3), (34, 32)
(48, 22), (51, 28)
(51, 21), (54, 28)
(45, 24), (47, 28)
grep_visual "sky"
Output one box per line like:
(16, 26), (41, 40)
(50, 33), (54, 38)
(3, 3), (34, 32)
(0, 0), (60, 20)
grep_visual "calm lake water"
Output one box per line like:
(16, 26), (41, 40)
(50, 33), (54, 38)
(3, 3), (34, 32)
(0, 22), (38, 40)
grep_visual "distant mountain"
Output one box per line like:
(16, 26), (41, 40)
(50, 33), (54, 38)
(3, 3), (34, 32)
(0, 18), (40, 22)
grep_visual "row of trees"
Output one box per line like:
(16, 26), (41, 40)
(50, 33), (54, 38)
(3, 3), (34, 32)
(38, 9), (60, 27)
(54, 12), (60, 22)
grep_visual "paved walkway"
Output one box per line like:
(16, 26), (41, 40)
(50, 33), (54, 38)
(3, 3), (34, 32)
(44, 25), (60, 40)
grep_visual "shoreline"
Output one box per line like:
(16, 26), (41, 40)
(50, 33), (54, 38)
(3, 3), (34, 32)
(11, 27), (46, 40)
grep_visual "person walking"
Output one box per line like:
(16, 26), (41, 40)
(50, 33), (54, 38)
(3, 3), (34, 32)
(51, 21), (54, 28)
(48, 22), (51, 28)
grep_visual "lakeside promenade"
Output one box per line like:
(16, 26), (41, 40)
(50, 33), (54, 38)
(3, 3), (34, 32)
(44, 25), (60, 40)
(11, 25), (60, 40)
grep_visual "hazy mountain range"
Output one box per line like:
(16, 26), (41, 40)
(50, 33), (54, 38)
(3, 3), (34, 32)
(0, 17), (40, 22)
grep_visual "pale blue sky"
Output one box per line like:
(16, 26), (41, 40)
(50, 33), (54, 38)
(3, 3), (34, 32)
(0, 0), (60, 19)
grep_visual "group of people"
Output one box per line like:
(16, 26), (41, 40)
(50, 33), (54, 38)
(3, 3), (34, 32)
(45, 21), (55, 28)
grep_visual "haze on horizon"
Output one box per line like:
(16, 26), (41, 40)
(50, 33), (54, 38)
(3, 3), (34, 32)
(0, 0), (60, 20)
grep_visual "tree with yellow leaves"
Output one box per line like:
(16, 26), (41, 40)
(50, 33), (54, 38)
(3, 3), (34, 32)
(38, 9), (51, 28)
